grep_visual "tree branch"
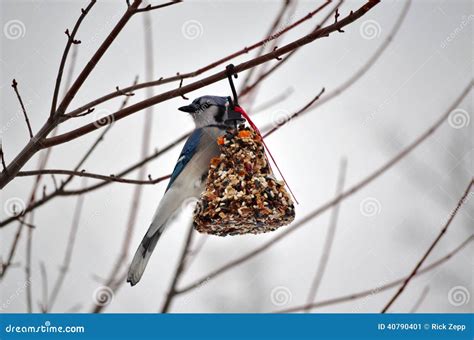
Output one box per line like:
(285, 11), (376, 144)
(160, 223), (195, 313)
(17, 169), (170, 185)
(381, 179), (473, 313)
(304, 158), (347, 312)
(39, 261), (49, 313)
(0, 1), (144, 190)
(276, 235), (473, 313)
(50, 0), (97, 116)
(251, 87), (294, 114)
(41, 0), (380, 149)
(263, 87), (325, 138)
(11, 79), (34, 139)
(134, 0), (182, 13)
(48, 178), (86, 311)
(409, 286), (430, 313)
(0, 142), (7, 174)
(239, 0), (293, 92)
(92, 10), (156, 313)
(65, 1), (331, 119)
(239, 0), (341, 101)
(0, 75), (139, 229)
(0, 131), (181, 228)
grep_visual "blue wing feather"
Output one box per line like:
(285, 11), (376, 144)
(166, 128), (202, 191)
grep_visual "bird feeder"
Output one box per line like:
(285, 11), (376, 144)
(193, 125), (295, 236)
(192, 64), (295, 236)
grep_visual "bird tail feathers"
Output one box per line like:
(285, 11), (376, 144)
(127, 226), (163, 286)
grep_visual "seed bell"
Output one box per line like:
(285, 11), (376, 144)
(192, 106), (295, 236)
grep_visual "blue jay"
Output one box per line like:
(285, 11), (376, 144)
(127, 95), (236, 286)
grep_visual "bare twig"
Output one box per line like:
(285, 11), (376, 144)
(0, 0), (144, 190)
(240, 49), (297, 98)
(160, 224), (195, 313)
(61, 132), (186, 196)
(251, 87), (294, 114)
(240, 1), (342, 101)
(259, 0), (412, 135)
(11, 79), (34, 138)
(0, 142), (7, 173)
(50, 0), (97, 116)
(277, 236), (473, 313)
(0, 36), (82, 281)
(39, 261), (48, 313)
(381, 179), (473, 313)
(174, 82), (472, 295)
(239, 0), (293, 91)
(263, 87), (325, 138)
(304, 158), (347, 312)
(0, 86), (128, 290)
(135, 0), (182, 13)
(0, 136), (179, 227)
(25, 212), (34, 312)
(409, 286), (430, 313)
(0, 220), (25, 278)
(184, 235), (208, 270)
(39, 1), (380, 150)
(66, 1), (331, 119)
(48, 179), (87, 311)
(17, 169), (170, 185)
(300, 0), (412, 117)
(92, 10), (155, 313)
(0, 77), (139, 229)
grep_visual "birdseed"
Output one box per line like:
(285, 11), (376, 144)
(193, 126), (295, 236)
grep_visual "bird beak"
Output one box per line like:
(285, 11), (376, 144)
(178, 103), (199, 113)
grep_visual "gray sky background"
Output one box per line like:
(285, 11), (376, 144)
(1, 0), (472, 313)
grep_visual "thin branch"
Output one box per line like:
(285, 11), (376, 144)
(0, 76), (139, 228)
(239, 0), (293, 92)
(251, 87), (294, 114)
(0, 34), (82, 281)
(160, 224), (195, 313)
(304, 158), (347, 312)
(0, 0), (143, 190)
(39, 261), (48, 313)
(41, 0), (380, 149)
(55, 0), (140, 116)
(409, 286), (430, 313)
(65, 1), (331, 119)
(25, 212), (34, 312)
(264, 87), (325, 138)
(0, 220), (27, 278)
(134, 0), (182, 13)
(239, 1), (341, 101)
(11, 79), (34, 138)
(259, 0), (412, 135)
(0, 142), (7, 173)
(50, 0), (96, 116)
(276, 235), (473, 313)
(0, 132), (182, 228)
(240, 49), (297, 98)
(17, 169), (170, 185)
(92, 11), (155, 313)
(48, 179), (87, 311)
(184, 234), (208, 270)
(60, 133), (187, 196)
(381, 179), (473, 313)
(174, 82), (472, 295)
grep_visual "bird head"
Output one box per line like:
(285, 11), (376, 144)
(178, 95), (235, 128)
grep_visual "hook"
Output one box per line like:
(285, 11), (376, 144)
(226, 64), (239, 107)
